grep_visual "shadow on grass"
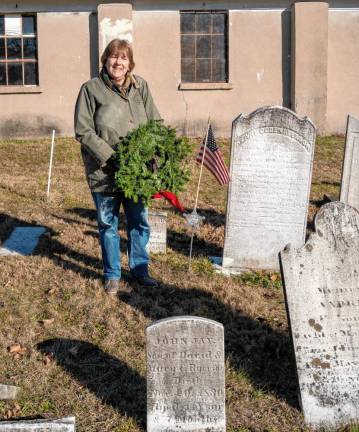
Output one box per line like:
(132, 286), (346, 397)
(68, 206), (224, 257)
(0, 213), (103, 280)
(124, 282), (299, 410)
(37, 338), (146, 426)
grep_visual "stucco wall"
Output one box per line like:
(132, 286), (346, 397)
(0, 11), (92, 137)
(327, 9), (359, 134)
(134, 9), (288, 136)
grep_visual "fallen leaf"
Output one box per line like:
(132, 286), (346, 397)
(38, 318), (55, 326)
(43, 353), (54, 366)
(270, 274), (278, 282)
(8, 343), (27, 355)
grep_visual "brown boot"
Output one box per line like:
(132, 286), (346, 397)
(104, 279), (120, 295)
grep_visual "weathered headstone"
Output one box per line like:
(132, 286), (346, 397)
(0, 227), (46, 256)
(0, 417), (75, 431)
(147, 316), (225, 432)
(222, 106), (315, 271)
(340, 114), (359, 209)
(0, 384), (19, 400)
(148, 211), (167, 254)
(280, 202), (359, 428)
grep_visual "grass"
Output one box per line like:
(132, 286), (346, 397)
(0, 134), (350, 431)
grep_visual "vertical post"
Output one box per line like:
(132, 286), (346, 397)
(188, 119), (211, 271)
(46, 129), (56, 198)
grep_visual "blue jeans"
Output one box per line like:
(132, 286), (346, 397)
(92, 192), (150, 280)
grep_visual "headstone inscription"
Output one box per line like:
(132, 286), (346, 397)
(222, 106), (316, 271)
(147, 316), (225, 432)
(280, 202), (359, 428)
(0, 384), (19, 400)
(340, 114), (359, 209)
(0, 417), (75, 431)
(148, 211), (167, 254)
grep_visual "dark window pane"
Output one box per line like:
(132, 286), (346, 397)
(181, 13), (195, 34)
(196, 59), (210, 82)
(212, 59), (226, 81)
(196, 14), (211, 33)
(22, 15), (36, 35)
(0, 16), (4, 35)
(181, 35), (195, 58)
(8, 62), (22, 85)
(212, 35), (225, 59)
(0, 39), (5, 59)
(0, 63), (6, 85)
(197, 35), (210, 58)
(181, 58), (195, 82)
(213, 14), (225, 33)
(24, 62), (37, 85)
(7, 38), (22, 59)
(23, 38), (36, 59)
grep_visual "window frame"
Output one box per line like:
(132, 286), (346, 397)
(0, 13), (39, 88)
(179, 10), (231, 89)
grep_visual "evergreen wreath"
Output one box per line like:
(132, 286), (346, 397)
(114, 120), (191, 206)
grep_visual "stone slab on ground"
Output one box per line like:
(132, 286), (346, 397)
(223, 106), (315, 271)
(0, 227), (46, 256)
(147, 316), (225, 432)
(340, 114), (359, 210)
(0, 384), (19, 400)
(280, 202), (359, 428)
(0, 417), (75, 431)
(148, 211), (167, 254)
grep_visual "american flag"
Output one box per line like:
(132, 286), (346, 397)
(196, 124), (230, 185)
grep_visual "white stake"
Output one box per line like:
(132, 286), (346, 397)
(188, 118), (211, 271)
(46, 129), (56, 198)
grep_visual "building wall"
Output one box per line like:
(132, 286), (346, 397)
(133, 9), (288, 136)
(0, 10), (93, 136)
(327, 8), (359, 134)
(0, 1), (359, 137)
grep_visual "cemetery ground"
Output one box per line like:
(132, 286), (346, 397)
(0, 134), (354, 432)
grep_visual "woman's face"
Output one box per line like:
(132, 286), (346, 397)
(106, 50), (130, 84)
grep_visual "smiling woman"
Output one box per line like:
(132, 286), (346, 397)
(74, 39), (162, 294)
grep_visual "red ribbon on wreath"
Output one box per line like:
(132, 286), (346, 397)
(152, 191), (185, 213)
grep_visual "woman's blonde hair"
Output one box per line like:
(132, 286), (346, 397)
(100, 39), (135, 72)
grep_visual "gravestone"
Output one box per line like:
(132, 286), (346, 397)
(0, 227), (46, 256)
(280, 202), (359, 428)
(0, 417), (75, 431)
(0, 384), (19, 400)
(340, 114), (359, 209)
(147, 316), (225, 432)
(223, 106), (315, 271)
(148, 211), (167, 254)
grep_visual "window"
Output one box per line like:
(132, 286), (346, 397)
(0, 14), (38, 86)
(180, 11), (228, 83)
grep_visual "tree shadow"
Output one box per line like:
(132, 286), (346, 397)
(37, 338), (146, 426)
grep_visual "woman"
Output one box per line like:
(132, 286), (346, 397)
(74, 39), (161, 294)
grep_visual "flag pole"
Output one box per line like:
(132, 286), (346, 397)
(46, 129), (56, 199)
(194, 118), (211, 211)
(188, 117), (211, 271)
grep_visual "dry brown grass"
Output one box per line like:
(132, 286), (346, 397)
(0, 135), (350, 432)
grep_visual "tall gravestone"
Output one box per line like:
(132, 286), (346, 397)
(280, 202), (359, 428)
(147, 317), (225, 432)
(340, 114), (359, 209)
(0, 417), (75, 431)
(223, 106), (315, 271)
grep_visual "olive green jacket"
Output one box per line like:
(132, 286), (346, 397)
(74, 73), (161, 193)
